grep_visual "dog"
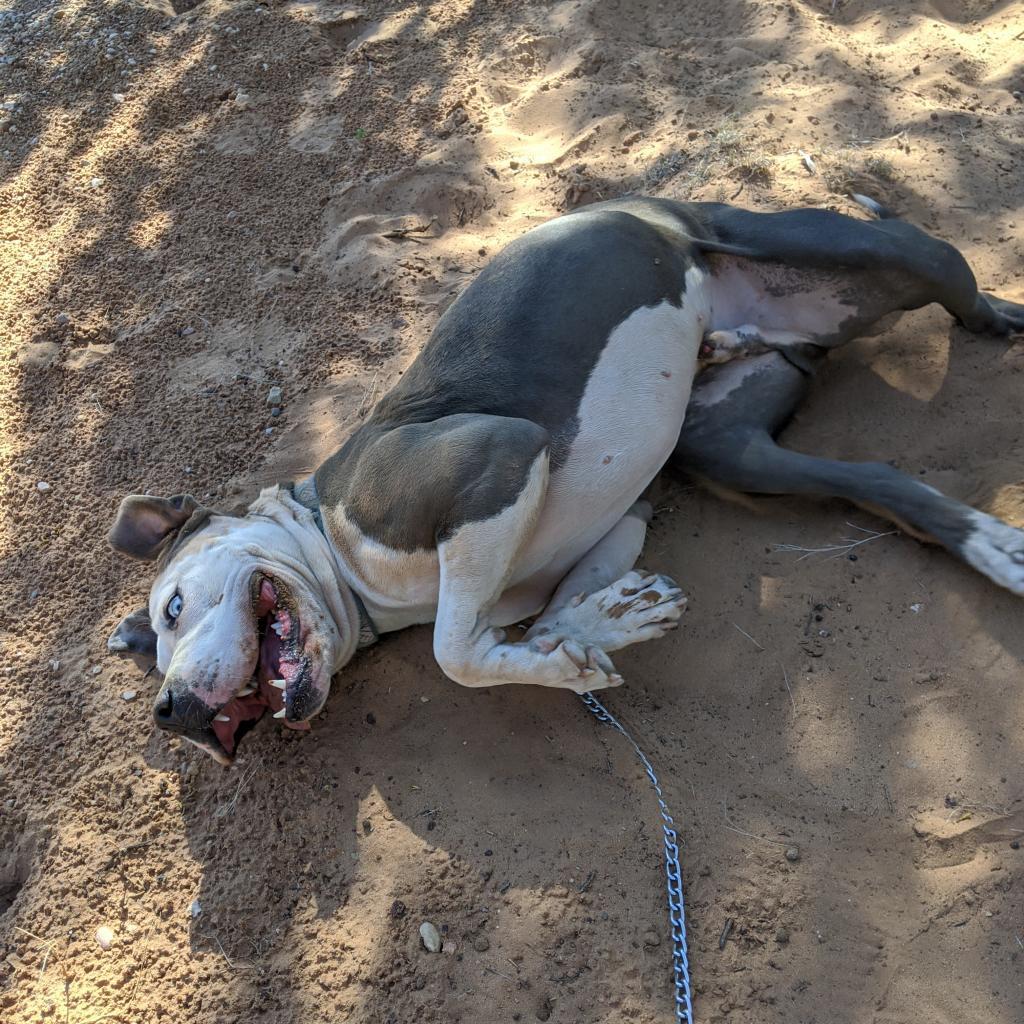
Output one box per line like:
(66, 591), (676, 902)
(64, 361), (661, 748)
(107, 197), (1024, 765)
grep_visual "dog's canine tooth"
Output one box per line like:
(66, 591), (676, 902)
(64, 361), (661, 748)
(237, 686), (255, 696)
(215, 714), (231, 722)
(271, 622), (286, 636)
(273, 708), (287, 719)
(270, 679), (286, 689)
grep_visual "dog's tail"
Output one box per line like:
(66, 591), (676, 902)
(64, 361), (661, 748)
(849, 192), (896, 219)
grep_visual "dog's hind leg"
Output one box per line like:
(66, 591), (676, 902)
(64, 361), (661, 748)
(673, 353), (1024, 595)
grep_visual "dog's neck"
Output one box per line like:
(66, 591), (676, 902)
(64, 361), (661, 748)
(247, 486), (377, 672)
(280, 479), (378, 650)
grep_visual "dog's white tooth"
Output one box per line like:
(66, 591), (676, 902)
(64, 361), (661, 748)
(237, 686), (255, 696)
(273, 708), (287, 719)
(215, 714), (231, 722)
(270, 679), (286, 689)
(271, 622), (286, 636)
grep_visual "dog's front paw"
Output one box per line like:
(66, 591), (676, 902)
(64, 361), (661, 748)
(528, 635), (623, 693)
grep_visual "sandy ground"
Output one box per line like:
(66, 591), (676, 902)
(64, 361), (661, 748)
(2, 0), (1024, 1021)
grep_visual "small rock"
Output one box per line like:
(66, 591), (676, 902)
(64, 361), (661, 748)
(266, 385), (283, 406)
(442, 939), (457, 954)
(785, 846), (800, 862)
(36, 480), (50, 492)
(234, 91), (252, 109)
(473, 935), (490, 952)
(54, 312), (70, 326)
(642, 930), (660, 946)
(111, 92), (125, 103)
(775, 927), (790, 943)
(189, 899), (202, 918)
(179, 326), (195, 337)
(270, 406), (281, 417)
(90, 665), (102, 676)
(95, 926), (114, 950)
(121, 690), (137, 702)
(89, 177), (102, 189)
(1010, 840), (1020, 850)
(389, 900), (407, 920)
(419, 921), (441, 953)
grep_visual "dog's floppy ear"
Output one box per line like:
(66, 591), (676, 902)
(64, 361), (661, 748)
(108, 494), (199, 561)
(107, 607), (159, 673)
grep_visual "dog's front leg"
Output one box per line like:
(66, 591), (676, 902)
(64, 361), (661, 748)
(432, 453), (621, 694)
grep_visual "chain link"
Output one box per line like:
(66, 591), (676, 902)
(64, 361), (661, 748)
(579, 691), (694, 1024)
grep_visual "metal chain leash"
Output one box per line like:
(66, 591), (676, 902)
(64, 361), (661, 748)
(578, 691), (694, 1024)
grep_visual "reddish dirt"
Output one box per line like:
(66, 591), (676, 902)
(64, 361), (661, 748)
(1, 1), (1023, 1022)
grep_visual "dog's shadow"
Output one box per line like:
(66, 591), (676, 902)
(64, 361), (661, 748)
(143, 628), (673, 1020)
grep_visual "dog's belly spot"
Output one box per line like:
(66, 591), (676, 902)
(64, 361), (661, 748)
(516, 270), (711, 581)
(707, 256), (858, 340)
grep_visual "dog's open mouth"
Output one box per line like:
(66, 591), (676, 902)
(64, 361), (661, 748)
(209, 575), (315, 758)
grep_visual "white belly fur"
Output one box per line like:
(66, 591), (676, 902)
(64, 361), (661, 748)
(508, 267), (711, 597)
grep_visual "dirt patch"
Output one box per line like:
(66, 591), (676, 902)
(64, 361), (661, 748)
(1, 1), (1023, 1023)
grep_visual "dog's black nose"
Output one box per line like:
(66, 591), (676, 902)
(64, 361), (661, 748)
(153, 687), (212, 734)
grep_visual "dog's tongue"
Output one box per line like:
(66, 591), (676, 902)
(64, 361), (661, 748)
(210, 693), (269, 755)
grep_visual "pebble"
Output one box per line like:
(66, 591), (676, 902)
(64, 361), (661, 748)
(473, 934), (490, 952)
(419, 921), (441, 953)
(189, 899), (202, 918)
(95, 926), (114, 950)
(54, 312), (70, 326)
(270, 406), (281, 417)
(785, 846), (800, 862)
(266, 385), (283, 406)
(180, 326), (195, 337)
(442, 939), (457, 955)
(36, 480), (50, 491)
(112, 92), (125, 103)
(642, 930), (660, 946)
(775, 927), (790, 943)
(121, 690), (137, 702)
(389, 899), (406, 919)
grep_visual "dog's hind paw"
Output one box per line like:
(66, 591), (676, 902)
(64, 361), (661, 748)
(981, 293), (1024, 335)
(531, 570), (688, 654)
(962, 512), (1024, 596)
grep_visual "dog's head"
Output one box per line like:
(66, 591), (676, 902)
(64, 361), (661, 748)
(107, 488), (361, 765)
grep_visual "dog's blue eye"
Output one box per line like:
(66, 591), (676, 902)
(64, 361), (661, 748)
(166, 594), (183, 623)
